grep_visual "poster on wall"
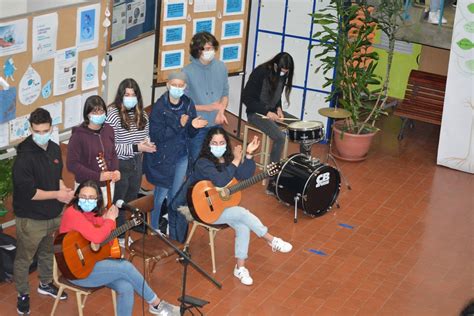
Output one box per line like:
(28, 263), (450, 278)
(41, 101), (62, 125)
(224, 0), (245, 16)
(194, 0), (217, 13)
(193, 18), (215, 34)
(0, 19), (28, 57)
(0, 123), (8, 148)
(64, 94), (82, 129)
(221, 20), (243, 40)
(18, 66), (42, 105)
(9, 114), (30, 142)
(76, 3), (100, 51)
(437, 0), (474, 174)
(126, 0), (146, 29)
(81, 56), (99, 90)
(164, 0), (187, 21)
(163, 25), (186, 46)
(32, 13), (58, 62)
(220, 43), (241, 63)
(0, 87), (16, 124)
(111, 3), (127, 44)
(54, 47), (78, 96)
(161, 49), (184, 70)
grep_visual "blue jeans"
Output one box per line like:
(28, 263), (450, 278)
(70, 259), (157, 316)
(189, 127), (211, 164)
(213, 206), (268, 260)
(151, 156), (188, 231)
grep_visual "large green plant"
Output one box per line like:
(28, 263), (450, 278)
(311, 0), (403, 134)
(0, 155), (14, 212)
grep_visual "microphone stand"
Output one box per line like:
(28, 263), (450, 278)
(132, 209), (222, 315)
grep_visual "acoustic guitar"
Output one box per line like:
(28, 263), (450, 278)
(187, 162), (280, 224)
(54, 215), (142, 280)
(96, 152), (112, 208)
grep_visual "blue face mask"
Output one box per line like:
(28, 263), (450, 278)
(169, 86), (185, 99)
(89, 113), (106, 125)
(78, 198), (97, 212)
(32, 132), (51, 146)
(123, 96), (138, 110)
(210, 145), (226, 158)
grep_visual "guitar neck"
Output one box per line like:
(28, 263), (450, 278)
(228, 171), (269, 195)
(100, 219), (136, 247)
(105, 180), (112, 209)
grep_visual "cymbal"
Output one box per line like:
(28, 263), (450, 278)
(318, 107), (351, 119)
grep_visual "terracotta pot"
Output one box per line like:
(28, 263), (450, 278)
(332, 123), (377, 161)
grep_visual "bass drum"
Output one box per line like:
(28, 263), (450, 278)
(276, 154), (341, 217)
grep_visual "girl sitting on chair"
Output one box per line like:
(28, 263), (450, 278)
(190, 127), (293, 285)
(59, 180), (179, 316)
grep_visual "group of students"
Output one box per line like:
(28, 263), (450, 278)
(11, 31), (296, 316)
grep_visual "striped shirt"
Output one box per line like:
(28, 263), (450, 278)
(106, 106), (150, 160)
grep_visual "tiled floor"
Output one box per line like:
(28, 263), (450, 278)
(1, 116), (472, 315)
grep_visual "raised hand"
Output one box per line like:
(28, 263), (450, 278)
(246, 136), (260, 154)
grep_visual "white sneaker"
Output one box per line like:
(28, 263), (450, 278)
(233, 265), (253, 285)
(270, 237), (293, 253)
(428, 10), (447, 24)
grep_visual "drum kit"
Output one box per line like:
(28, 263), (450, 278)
(259, 107), (352, 223)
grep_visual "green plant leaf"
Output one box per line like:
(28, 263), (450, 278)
(457, 38), (474, 50)
(468, 3), (474, 13)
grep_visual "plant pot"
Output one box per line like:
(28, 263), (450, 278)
(332, 123), (377, 161)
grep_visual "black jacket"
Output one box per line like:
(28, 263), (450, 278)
(12, 136), (64, 220)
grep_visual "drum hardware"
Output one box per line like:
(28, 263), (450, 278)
(293, 194), (301, 223)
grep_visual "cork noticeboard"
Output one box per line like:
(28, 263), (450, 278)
(154, 0), (251, 86)
(0, 0), (107, 148)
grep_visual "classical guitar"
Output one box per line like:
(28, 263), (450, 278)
(188, 162), (280, 224)
(53, 215), (142, 280)
(97, 152), (112, 208)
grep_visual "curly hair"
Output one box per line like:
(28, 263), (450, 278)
(189, 32), (219, 59)
(67, 180), (105, 216)
(198, 126), (234, 170)
(112, 78), (147, 131)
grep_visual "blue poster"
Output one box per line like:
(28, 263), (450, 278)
(166, 3), (185, 19)
(222, 45), (240, 62)
(195, 20), (213, 34)
(162, 50), (183, 70)
(225, 0), (244, 15)
(223, 21), (242, 39)
(0, 87), (16, 124)
(165, 26), (185, 44)
(80, 9), (96, 42)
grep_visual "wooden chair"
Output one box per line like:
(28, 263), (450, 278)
(51, 257), (117, 316)
(125, 195), (181, 281)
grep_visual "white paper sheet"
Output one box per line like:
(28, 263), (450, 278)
(51, 126), (59, 144)
(54, 47), (78, 96)
(76, 3), (100, 51)
(64, 94), (82, 129)
(0, 19), (28, 57)
(194, 0), (217, 13)
(18, 65), (41, 105)
(9, 114), (30, 142)
(82, 89), (98, 106)
(111, 3), (127, 44)
(32, 13), (58, 62)
(41, 101), (62, 126)
(81, 56), (99, 91)
(126, 0), (146, 29)
(0, 122), (9, 148)
(164, 0), (187, 21)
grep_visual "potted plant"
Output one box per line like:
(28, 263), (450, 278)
(311, 0), (403, 160)
(0, 154), (14, 217)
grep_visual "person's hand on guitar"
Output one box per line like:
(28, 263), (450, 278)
(245, 136), (260, 159)
(103, 205), (119, 221)
(110, 170), (121, 183)
(232, 145), (243, 167)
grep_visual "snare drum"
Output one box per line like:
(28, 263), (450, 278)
(287, 121), (324, 143)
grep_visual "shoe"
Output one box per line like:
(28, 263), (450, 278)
(265, 181), (276, 196)
(118, 236), (133, 248)
(452, 0), (457, 7)
(17, 294), (30, 315)
(270, 237), (293, 253)
(233, 265), (253, 285)
(149, 300), (180, 316)
(37, 282), (68, 300)
(428, 10), (447, 24)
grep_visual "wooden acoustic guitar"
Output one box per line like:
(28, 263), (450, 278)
(96, 152), (112, 208)
(187, 162), (280, 224)
(54, 215), (142, 280)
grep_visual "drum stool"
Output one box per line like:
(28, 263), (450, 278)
(242, 124), (288, 176)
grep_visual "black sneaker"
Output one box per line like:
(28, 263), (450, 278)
(37, 282), (68, 300)
(17, 294), (30, 315)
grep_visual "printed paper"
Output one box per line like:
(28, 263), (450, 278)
(54, 47), (78, 96)
(9, 114), (30, 142)
(111, 3), (127, 44)
(163, 25), (186, 46)
(41, 101), (62, 126)
(164, 0), (187, 21)
(19, 66), (41, 105)
(0, 19), (28, 57)
(64, 95), (82, 129)
(222, 20), (243, 40)
(126, 0), (146, 29)
(161, 49), (184, 70)
(81, 56), (99, 91)
(0, 123), (9, 148)
(194, 0), (217, 13)
(224, 0), (245, 16)
(76, 3), (100, 51)
(0, 87), (16, 124)
(220, 44), (241, 63)
(193, 18), (215, 35)
(32, 13), (58, 62)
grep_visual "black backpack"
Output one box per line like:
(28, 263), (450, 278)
(0, 228), (38, 283)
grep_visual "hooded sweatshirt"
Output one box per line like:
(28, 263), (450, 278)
(12, 136), (64, 220)
(183, 57), (229, 126)
(66, 123), (118, 186)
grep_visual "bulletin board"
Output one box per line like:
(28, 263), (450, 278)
(108, 0), (156, 50)
(0, 0), (108, 148)
(153, 0), (251, 86)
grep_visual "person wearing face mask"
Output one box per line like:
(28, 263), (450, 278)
(143, 71), (207, 242)
(59, 180), (180, 316)
(105, 79), (156, 247)
(67, 95), (120, 207)
(189, 127), (293, 286)
(242, 52), (296, 195)
(12, 108), (75, 315)
(183, 32), (230, 164)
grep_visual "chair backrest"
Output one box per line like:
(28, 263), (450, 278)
(129, 195), (154, 215)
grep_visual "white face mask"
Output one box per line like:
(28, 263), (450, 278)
(280, 71), (287, 77)
(201, 50), (215, 62)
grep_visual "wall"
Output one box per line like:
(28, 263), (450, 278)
(419, 45), (450, 76)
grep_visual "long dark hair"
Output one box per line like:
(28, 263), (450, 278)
(67, 180), (104, 216)
(198, 127), (234, 170)
(112, 78), (147, 131)
(82, 95), (107, 126)
(261, 52), (294, 104)
(189, 32), (219, 59)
